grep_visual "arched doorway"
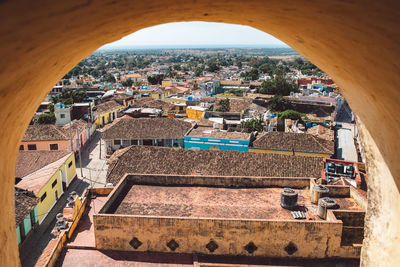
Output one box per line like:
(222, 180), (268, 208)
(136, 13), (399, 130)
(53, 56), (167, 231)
(0, 1), (399, 266)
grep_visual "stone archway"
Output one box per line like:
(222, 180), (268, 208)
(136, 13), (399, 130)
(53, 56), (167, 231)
(0, 0), (399, 266)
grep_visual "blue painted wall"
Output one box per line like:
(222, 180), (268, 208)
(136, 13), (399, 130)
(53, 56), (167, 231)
(184, 136), (249, 151)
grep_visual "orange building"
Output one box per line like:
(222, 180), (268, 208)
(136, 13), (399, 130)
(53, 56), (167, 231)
(20, 125), (70, 152)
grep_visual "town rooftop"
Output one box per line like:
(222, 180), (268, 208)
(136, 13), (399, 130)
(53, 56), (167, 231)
(106, 146), (325, 185)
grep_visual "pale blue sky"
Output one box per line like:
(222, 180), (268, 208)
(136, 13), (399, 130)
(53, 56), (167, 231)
(101, 22), (288, 48)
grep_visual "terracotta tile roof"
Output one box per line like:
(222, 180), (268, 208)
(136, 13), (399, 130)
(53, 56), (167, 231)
(62, 119), (91, 134)
(188, 126), (251, 140)
(112, 94), (134, 104)
(106, 146), (324, 185)
(16, 153), (72, 194)
(197, 119), (214, 127)
(215, 98), (253, 113)
(16, 150), (70, 178)
(165, 86), (189, 94)
(133, 98), (173, 112)
(93, 100), (124, 116)
(220, 80), (242, 86)
(14, 190), (38, 226)
(306, 125), (335, 141)
(102, 117), (193, 140)
(122, 74), (141, 79)
(22, 125), (69, 141)
(252, 132), (334, 155)
(229, 98), (253, 112)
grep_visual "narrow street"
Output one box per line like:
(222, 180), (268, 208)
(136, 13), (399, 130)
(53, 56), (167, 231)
(19, 178), (89, 267)
(336, 122), (358, 162)
(19, 130), (108, 267)
(77, 130), (109, 187)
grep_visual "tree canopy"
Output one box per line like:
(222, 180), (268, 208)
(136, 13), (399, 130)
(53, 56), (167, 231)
(52, 90), (88, 105)
(278, 110), (307, 121)
(215, 98), (230, 112)
(35, 113), (56, 124)
(239, 116), (264, 132)
(173, 64), (181, 71)
(194, 66), (204, 77)
(258, 76), (299, 96)
(103, 73), (116, 83)
(147, 75), (164, 85)
(268, 95), (296, 112)
(121, 78), (133, 87)
(207, 62), (220, 72)
(240, 68), (259, 81)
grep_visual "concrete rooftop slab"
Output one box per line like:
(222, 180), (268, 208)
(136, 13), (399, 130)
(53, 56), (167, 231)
(112, 185), (361, 221)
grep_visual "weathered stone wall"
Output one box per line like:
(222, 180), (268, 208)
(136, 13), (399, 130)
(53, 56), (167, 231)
(0, 0), (399, 265)
(333, 211), (365, 246)
(93, 214), (360, 258)
(357, 120), (400, 266)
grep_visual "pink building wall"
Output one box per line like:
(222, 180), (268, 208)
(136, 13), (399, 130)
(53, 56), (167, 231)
(20, 140), (70, 151)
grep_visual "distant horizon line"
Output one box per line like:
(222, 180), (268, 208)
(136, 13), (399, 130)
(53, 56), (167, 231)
(98, 44), (293, 50)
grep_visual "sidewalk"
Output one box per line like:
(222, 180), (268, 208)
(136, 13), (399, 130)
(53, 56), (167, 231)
(19, 178), (90, 267)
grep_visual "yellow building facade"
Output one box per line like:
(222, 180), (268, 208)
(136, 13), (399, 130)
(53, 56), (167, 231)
(161, 79), (172, 87)
(150, 92), (165, 100)
(17, 153), (77, 224)
(95, 107), (124, 127)
(186, 107), (206, 121)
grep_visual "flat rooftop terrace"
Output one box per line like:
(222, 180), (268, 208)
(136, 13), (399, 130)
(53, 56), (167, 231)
(94, 175), (365, 258)
(110, 184), (361, 221)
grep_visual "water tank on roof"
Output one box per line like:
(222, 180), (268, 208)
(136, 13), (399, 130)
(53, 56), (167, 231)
(188, 96), (193, 101)
(311, 185), (329, 204)
(317, 197), (338, 219)
(280, 188), (298, 210)
(269, 114), (276, 118)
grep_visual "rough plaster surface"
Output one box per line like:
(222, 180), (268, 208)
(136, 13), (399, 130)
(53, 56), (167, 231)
(0, 0), (399, 266)
(358, 119), (400, 266)
(94, 215), (360, 258)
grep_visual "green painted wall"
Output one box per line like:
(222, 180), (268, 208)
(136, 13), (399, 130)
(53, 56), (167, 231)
(16, 226), (21, 245)
(22, 214), (32, 236)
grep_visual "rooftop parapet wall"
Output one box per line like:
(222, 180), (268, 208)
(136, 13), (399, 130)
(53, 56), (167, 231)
(94, 173), (364, 259)
(124, 173), (311, 189)
(310, 178), (351, 198)
(93, 214), (360, 258)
